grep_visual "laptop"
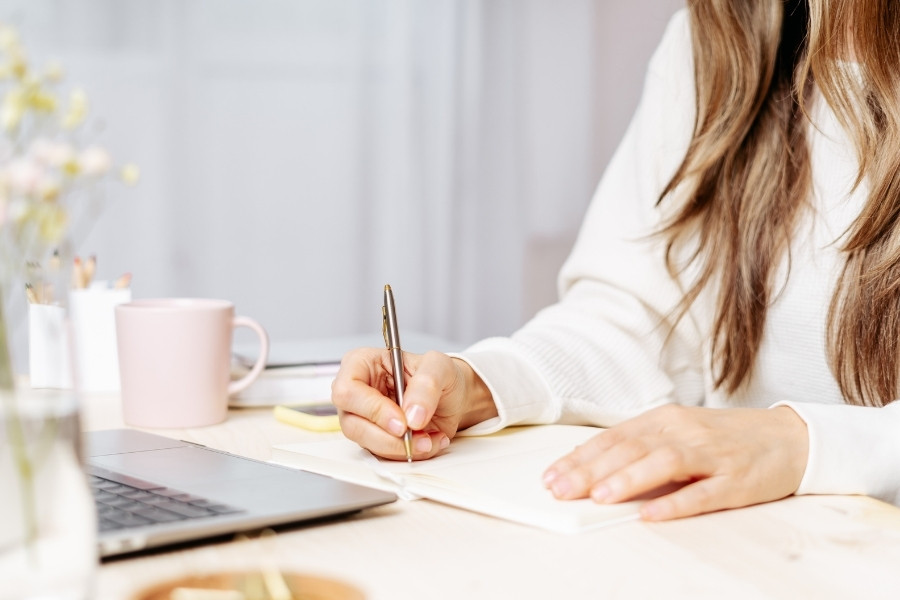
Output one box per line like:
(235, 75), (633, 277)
(87, 428), (396, 558)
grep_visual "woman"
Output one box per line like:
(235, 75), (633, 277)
(332, 0), (900, 521)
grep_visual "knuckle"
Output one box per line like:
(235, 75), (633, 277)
(421, 350), (446, 363)
(653, 403), (677, 415)
(617, 437), (649, 460)
(607, 470), (633, 493)
(565, 466), (592, 491)
(330, 378), (350, 402)
(368, 399), (397, 427)
(340, 346), (370, 365)
(688, 482), (717, 508)
(601, 427), (625, 445)
(337, 413), (362, 442)
(414, 370), (441, 396)
(571, 437), (606, 461)
(553, 454), (580, 473)
(656, 446), (684, 471)
(655, 403), (685, 419)
(341, 347), (361, 362)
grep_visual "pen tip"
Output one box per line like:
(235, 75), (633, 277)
(384, 284), (391, 292)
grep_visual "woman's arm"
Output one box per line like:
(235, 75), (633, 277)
(453, 10), (703, 435)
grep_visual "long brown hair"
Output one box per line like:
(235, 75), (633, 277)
(661, 0), (900, 407)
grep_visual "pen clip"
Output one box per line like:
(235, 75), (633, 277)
(382, 305), (389, 349)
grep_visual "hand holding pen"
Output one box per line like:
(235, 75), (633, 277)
(331, 285), (499, 462)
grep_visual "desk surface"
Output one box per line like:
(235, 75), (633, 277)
(85, 393), (900, 599)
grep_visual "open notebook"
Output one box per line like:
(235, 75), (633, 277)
(271, 425), (644, 534)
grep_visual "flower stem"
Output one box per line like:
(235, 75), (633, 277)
(0, 293), (40, 560)
(0, 293), (16, 389)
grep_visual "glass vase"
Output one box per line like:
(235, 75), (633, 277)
(0, 388), (96, 599)
(0, 256), (97, 599)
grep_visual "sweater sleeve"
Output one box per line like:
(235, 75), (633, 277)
(454, 10), (705, 435)
(773, 401), (900, 505)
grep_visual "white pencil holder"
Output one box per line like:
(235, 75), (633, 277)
(28, 303), (74, 389)
(69, 286), (132, 393)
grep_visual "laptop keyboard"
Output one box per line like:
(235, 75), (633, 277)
(90, 473), (244, 532)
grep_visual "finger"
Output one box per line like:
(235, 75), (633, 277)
(543, 428), (625, 480)
(545, 436), (655, 500)
(409, 430), (452, 460)
(332, 351), (409, 439)
(333, 378), (408, 434)
(542, 406), (684, 483)
(339, 413), (450, 461)
(332, 348), (392, 405)
(335, 347), (389, 386)
(639, 476), (733, 521)
(401, 351), (458, 429)
(338, 412), (415, 461)
(588, 444), (698, 504)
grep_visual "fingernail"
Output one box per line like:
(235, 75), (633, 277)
(550, 478), (571, 498)
(641, 502), (663, 521)
(387, 418), (406, 437)
(406, 405), (426, 429)
(414, 435), (432, 453)
(439, 435), (450, 450)
(542, 469), (558, 488)
(590, 484), (611, 503)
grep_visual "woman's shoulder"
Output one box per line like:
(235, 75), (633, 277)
(647, 8), (693, 79)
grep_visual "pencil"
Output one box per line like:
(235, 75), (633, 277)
(113, 272), (132, 289)
(25, 283), (38, 304)
(72, 256), (84, 289)
(49, 249), (60, 273)
(83, 255), (96, 287)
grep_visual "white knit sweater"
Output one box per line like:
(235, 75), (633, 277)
(455, 9), (900, 505)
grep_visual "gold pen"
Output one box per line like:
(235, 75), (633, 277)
(383, 284), (414, 462)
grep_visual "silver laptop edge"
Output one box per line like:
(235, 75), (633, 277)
(88, 429), (396, 557)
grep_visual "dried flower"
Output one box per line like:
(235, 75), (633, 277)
(0, 21), (137, 256)
(61, 88), (86, 131)
(0, 20), (138, 561)
(79, 146), (112, 177)
(120, 163), (140, 185)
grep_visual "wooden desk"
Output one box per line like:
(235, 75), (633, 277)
(85, 394), (900, 599)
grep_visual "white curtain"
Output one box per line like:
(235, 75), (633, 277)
(3, 0), (682, 350)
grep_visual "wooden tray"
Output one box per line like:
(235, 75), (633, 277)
(131, 571), (365, 600)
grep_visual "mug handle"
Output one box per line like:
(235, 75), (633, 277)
(227, 315), (270, 395)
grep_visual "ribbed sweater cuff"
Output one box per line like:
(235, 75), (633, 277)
(449, 337), (559, 435)
(772, 400), (900, 502)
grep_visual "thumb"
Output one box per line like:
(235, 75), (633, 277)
(402, 351), (457, 429)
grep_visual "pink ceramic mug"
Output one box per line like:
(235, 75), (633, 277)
(115, 298), (269, 428)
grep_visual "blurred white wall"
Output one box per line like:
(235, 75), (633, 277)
(2, 0), (683, 348)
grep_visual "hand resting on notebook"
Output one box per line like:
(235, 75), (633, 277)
(541, 404), (807, 521)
